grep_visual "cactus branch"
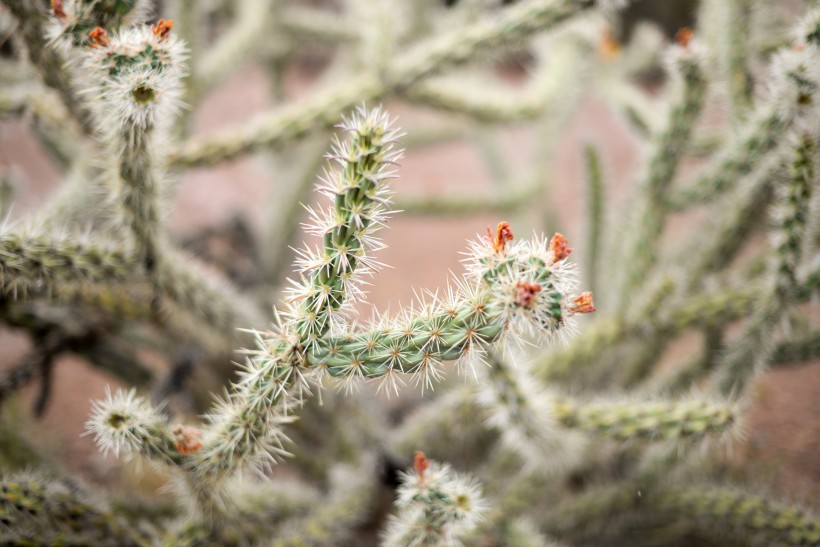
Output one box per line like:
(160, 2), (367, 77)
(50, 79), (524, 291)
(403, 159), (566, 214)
(167, 0), (595, 167)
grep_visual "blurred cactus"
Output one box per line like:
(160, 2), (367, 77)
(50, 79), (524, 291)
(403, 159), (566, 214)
(0, 0), (818, 545)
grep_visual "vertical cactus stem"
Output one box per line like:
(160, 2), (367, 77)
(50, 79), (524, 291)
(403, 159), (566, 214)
(619, 30), (708, 304)
(583, 144), (604, 295)
(667, 11), (820, 210)
(772, 134), (814, 300)
(715, 133), (815, 396)
(81, 22), (185, 276)
(476, 350), (573, 469)
(287, 106), (404, 346)
(684, 157), (780, 287)
(119, 119), (160, 273)
(724, 0), (754, 124)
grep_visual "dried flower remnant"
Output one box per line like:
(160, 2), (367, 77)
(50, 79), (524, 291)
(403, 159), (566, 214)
(566, 291), (596, 315)
(487, 221), (514, 254)
(89, 27), (111, 49)
(414, 450), (430, 484)
(600, 27), (621, 59)
(152, 19), (174, 41)
(549, 232), (572, 263)
(172, 425), (203, 456)
(676, 27), (694, 48)
(51, 0), (67, 20)
(514, 280), (543, 308)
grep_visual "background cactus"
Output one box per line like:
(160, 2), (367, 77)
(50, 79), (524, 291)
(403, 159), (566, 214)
(0, 0), (818, 545)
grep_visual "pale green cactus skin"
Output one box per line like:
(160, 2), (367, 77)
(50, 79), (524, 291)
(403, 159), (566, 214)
(0, 0), (818, 545)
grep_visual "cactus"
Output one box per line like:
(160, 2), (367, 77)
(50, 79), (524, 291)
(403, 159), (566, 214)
(382, 451), (486, 546)
(0, 0), (818, 545)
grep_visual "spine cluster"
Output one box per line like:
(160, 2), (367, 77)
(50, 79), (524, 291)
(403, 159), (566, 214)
(383, 452), (486, 546)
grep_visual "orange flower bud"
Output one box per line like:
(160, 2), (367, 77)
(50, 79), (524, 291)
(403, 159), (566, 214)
(51, 0), (67, 19)
(486, 221), (514, 254)
(172, 425), (203, 456)
(414, 450), (430, 482)
(566, 292), (596, 314)
(152, 19), (174, 41)
(88, 27), (111, 48)
(549, 233), (571, 263)
(600, 27), (620, 59)
(676, 27), (694, 48)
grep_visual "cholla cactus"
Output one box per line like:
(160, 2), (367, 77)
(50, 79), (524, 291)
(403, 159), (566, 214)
(84, 106), (598, 531)
(383, 451), (486, 546)
(0, 0), (819, 545)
